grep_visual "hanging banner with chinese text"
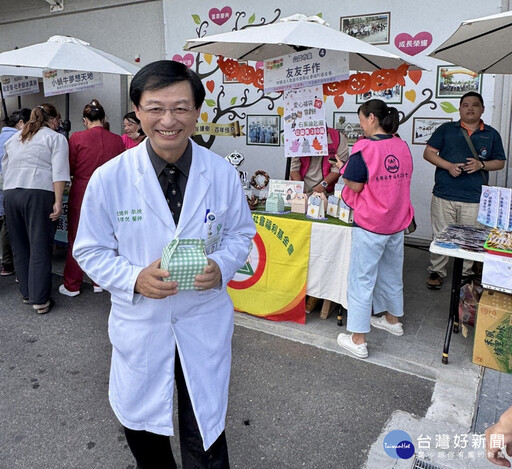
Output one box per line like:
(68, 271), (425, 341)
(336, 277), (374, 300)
(283, 85), (328, 158)
(264, 49), (349, 94)
(42, 69), (103, 97)
(1, 75), (40, 97)
(193, 121), (245, 137)
(227, 214), (311, 324)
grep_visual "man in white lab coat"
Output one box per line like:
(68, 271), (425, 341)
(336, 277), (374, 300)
(73, 60), (256, 469)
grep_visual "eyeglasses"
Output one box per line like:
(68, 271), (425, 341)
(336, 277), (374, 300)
(138, 105), (195, 118)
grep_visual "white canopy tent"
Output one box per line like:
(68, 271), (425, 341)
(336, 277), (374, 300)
(184, 14), (425, 72)
(429, 10), (512, 74)
(0, 36), (139, 134)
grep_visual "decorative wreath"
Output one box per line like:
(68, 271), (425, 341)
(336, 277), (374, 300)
(250, 170), (270, 190)
(246, 195), (260, 210)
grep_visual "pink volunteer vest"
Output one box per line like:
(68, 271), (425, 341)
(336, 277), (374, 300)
(342, 136), (414, 234)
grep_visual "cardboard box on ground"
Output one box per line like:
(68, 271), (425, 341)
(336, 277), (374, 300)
(473, 289), (512, 373)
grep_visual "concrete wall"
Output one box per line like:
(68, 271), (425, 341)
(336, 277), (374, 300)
(0, 0), (165, 135)
(163, 0), (505, 241)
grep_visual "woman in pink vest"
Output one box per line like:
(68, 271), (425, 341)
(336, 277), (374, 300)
(336, 99), (414, 359)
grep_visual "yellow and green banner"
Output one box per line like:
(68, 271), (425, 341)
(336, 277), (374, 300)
(228, 213), (311, 324)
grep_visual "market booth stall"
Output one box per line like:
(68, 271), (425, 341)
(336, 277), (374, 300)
(227, 200), (352, 325)
(185, 14), (423, 324)
(0, 36), (140, 244)
(429, 206), (512, 368)
(428, 10), (512, 367)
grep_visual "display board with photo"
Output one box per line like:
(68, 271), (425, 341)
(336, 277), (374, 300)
(246, 115), (280, 146)
(268, 179), (305, 207)
(435, 65), (482, 98)
(412, 117), (452, 145)
(333, 112), (365, 146)
(340, 12), (390, 45)
(356, 84), (403, 104)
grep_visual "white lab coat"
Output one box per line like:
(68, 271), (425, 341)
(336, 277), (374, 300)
(73, 139), (255, 449)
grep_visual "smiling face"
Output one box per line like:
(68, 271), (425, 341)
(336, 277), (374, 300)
(459, 96), (484, 126)
(134, 81), (201, 163)
(123, 118), (140, 136)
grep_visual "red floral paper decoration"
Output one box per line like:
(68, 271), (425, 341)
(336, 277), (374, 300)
(217, 56), (413, 108)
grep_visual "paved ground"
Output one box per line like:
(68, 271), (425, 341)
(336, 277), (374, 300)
(0, 270), (434, 469)
(0, 244), (509, 468)
(474, 368), (512, 434)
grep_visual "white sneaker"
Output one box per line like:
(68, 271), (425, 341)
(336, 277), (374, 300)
(93, 286), (104, 293)
(336, 333), (368, 358)
(59, 284), (80, 297)
(370, 315), (404, 336)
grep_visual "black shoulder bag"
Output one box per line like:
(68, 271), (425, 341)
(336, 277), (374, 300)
(461, 127), (485, 170)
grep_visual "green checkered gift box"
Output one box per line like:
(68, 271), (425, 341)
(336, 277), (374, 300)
(161, 238), (208, 290)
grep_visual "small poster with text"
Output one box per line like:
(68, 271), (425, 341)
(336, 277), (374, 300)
(283, 85), (327, 158)
(268, 179), (305, 207)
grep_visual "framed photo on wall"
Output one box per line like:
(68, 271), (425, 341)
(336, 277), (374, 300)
(340, 12), (390, 45)
(222, 60), (247, 83)
(246, 115), (281, 146)
(435, 65), (482, 98)
(356, 84), (403, 104)
(412, 117), (452, 145)
(333, 112), (364, 146)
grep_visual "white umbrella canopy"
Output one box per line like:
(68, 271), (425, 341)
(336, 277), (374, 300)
(0, 35), (139, 75)
(0, 36), (139, 135)
(0, 65), (43, 77)
(184, 14), (424, 71)
(429, 10), (512, 74)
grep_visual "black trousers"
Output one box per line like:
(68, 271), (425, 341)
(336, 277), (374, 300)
(124, 351), (230, 469)
(1, 214), (14, 269)
(4, 189), (56, 304)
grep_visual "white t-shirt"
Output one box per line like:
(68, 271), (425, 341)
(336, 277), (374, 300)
(3, 126), (70, 191)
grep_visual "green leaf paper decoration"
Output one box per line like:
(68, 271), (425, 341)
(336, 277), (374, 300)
(230, 97), (237, 105)
(248, 13), (255, 24)
(440, 102), (458, 113)
(192, 14), (201, 25)
(205, 99), (216, 107)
